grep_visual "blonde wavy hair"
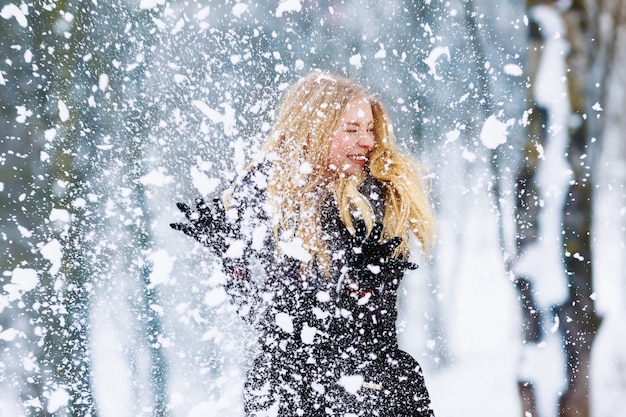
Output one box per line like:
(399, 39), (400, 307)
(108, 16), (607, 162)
(233, 71), (436, 273)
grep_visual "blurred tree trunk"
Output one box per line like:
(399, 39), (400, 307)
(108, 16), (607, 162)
(517, 0), (622, 415)
(0, 2), (101, 414)
(1, 0), (171, 414)
(29, 2), (104, 415)
(513, 4), (551, 415)
(557, 0), (623, 415)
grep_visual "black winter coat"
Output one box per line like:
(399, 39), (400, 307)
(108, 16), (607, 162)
(224, 162), (435, 417)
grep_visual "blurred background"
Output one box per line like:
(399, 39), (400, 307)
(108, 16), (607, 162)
(1, 0), (625, 416)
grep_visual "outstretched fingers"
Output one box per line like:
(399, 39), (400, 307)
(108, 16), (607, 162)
(353, 219), (367, 239)
(169, 222), (196, 238)
(377, 236), (402, 257)
(208, 198), (227, 223)
(176, 202), (192, 218)
(369, 222), (384, 242)
(397, 259), (419, 270)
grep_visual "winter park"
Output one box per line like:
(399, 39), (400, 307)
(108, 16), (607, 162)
(1, 0), (625, 416)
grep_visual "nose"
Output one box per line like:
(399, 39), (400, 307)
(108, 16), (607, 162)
(358, 131), (375, 150)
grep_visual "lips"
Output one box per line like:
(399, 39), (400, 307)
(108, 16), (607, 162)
(348, 154), (368, 163)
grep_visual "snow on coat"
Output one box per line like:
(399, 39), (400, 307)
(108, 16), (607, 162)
(224, 162), (435, 417)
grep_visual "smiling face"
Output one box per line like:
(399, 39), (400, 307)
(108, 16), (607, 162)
(327, 97), (376, 176)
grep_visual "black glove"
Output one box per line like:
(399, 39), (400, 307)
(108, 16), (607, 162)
(170, 198), (237, 255)
(340, 220), (418, 288)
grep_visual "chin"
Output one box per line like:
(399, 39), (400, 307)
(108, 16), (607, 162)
(344, 168), (366, 178)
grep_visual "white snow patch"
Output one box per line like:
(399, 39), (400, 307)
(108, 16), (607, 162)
(316, 291), (331, 303)
(98, 73), (109, 91)
(349, 53), (362, 69)
(46, 387), (70, 413)
(232, 3), (248, 17)
(366, 264), (381, 275)
(503, 63), (523, 77)
(300, 324), (316, 344)
(276, 0), (301, 17)
(312, 307), (330, 321)
(591, 311), (626, 416)
(531, 5), (569, 111)
(461, 148), (476, 162)
(196, 6), (211, 20)
(150, 304), (164, 316)
(374, 43), (386, 59)
(17, 225), (32, 238)
(173, 74), (187, 84)
(15, 106), (32, 123)
(147, 249), (174, 287)
(3, 268), (38, 301)
(188, 401), (230, 417)
(225, 239), (245, 259)
(339, 374), (364, 395)
(90, 300), (136, 417)
(40, 239), (63, 275)
(44, 128), (57, 142)
(278, 237), (312, 262)
(50, 208), (70, 223)
(479, 115), (515, 149)
(275, 312), (294, 333)
(190, 166), (220, 195)
(22, 397), (43, 410)
(192, 100), (237, 136)
(138, 168), (173, 187)
(203, 286), (228, 307)
(57, 100), (69, 122)
(311, 382), (325, 394)
(534, 141), (545, 159)
(357, 291), (372, 305)
(444, 129), (460, 145)
(1, 3), (28, 28)
(0, 328), (22, 342)
(251, 224), (268, 251)
(298, 161), (313, 174)
(71, 197), (86, 209)
(275, 63), (289, 74)
(423, 46), (450, 81)
(139, 0), (165, 10)
(518, 333), (566, 417)
(156, 334), (172, 348)
(22, 354), (38, 372)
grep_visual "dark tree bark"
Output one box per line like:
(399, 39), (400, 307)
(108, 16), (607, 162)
(518, 0), (624, 415)
(554, 0), (624, 414)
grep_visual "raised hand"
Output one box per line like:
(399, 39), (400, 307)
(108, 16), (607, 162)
(170, 197), (237, 255)
(341, 220), (418, 288)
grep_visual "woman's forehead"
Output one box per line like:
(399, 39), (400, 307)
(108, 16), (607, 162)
(342, 98), (373, 119)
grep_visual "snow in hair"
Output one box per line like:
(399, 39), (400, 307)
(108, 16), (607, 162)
(234, 72), (436, 274)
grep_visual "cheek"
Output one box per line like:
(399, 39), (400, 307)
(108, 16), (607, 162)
(332, 134), (351, 150)
(327, 135), (345, 168)
(328, 136), (343, 158)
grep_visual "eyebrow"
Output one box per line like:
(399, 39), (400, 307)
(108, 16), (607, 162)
(345, 121), (374, 126)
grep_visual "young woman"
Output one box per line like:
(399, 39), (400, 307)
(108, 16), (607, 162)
(172, 71), (437, 416)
